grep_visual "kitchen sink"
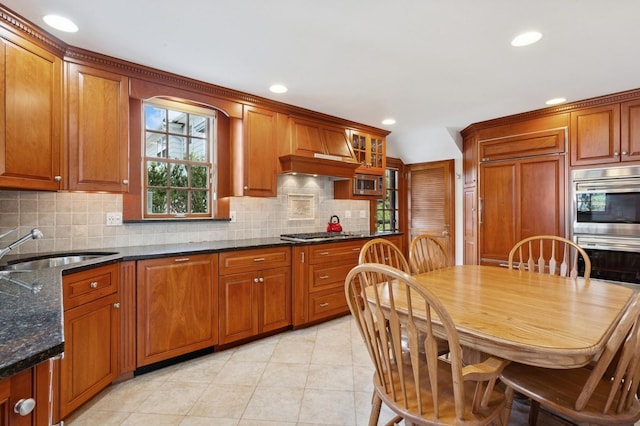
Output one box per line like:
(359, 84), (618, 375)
(0, 252), (118, 272)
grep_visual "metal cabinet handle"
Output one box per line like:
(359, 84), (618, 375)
(319, 302), (329, 307)
(54, 176), (62, 182)
(253, 257), (265, 262)
(614, 151), (620, 156)
(254, 278), (259, 283)
(352, 248), (360, 252)
(319, 251), (329, 256)
(319, 275), (329, 280)
(113, 303), (121, 309)
(122, 179), (129, 185)
(174, 257), (190, 262)
(622, 151), (629, 155)
(89, 281), (98, 288)
(14, 398), (36, 416)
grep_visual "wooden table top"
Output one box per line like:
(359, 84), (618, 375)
(366, 265), (638, 368)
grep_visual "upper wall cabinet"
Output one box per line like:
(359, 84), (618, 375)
(0, 29), (62, 190)
(570, 101), (640, 166)
(66, 63), (130, 192)
(240, 105), (278, 197)
(350, 130), (386, 175)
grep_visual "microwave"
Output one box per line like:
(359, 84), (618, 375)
(353, 174), (384, 196)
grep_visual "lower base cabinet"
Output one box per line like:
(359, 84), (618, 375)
(292, 239), (366, 327)
(136, 254), (218, 366)
(219, 247), (291, 345)
(0, 361), (52, 426)
(57, 263), (120, 421)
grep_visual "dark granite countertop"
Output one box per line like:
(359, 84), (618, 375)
(0, 232), (400, 379)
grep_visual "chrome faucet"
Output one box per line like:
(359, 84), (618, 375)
(0, 228), (43, 261)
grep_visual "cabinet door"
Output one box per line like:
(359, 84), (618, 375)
(479, 155), (564, 266)
(219, 271), (257, 344)
(479, 161), (517, 266)
(0, 368), (33, 426)
(260, 267), (291, 333)
(463, 186), (477, 265)
(0, 30), (62, 190)
(463, 134), (477, 187)
(66, 63), (129, 192)
(59, 293), (119, 419)
(570, 104), (620, 166)
(621, 99), (640, 162)
(243, 105), (277, 196)
(137, 254), (218, 366)
(350, 131), (386, 175)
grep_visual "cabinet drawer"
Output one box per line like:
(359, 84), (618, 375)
(220, 247), (291, 275)
(63, 263), (118, 310)
(310, 263), (354, 292)
(308, 241), (364, 264)
(308, 288), (349, 322)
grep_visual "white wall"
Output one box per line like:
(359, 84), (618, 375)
(0, 175), (369, 255)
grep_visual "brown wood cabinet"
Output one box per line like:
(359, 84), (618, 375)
(292, 239), (365, 327)
(66, 63), (129, 192)
(350, 130), (386, 175)
(240, 105), (278, 197)
(0, 28), (62, 191)
(58, 263), (120, 420)
(570, 101), (640, 166)
(0, 361), (52, 426)
(136, 254), (218, 366)
(463, 186), (477, 265)
(479, 154), (565, 266)
(219, 247), (291, 344)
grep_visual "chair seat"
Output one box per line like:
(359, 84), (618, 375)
(375, 356), (505, 425)
(501, 362), (640, 425)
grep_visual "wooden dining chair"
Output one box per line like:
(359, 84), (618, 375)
(507, 235), (591, 279)
(409, 234), (450, 275)
(500, 292), (640, 426)
(360, 238), (449, 358)
(359, 238), (411, 275)
(345, 263), (509, 425)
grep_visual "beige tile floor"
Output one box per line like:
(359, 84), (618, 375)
(64, 315), (577, 426)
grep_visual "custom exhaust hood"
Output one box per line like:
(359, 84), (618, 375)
(279, 153), (360, 179)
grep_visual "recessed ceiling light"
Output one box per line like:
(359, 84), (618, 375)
(511, 31), (542, 47)
(269, 84), (288, 94)
(545, 97), (567, 106)
(43, 14), (78, 33)
(381, 118), (396, 125)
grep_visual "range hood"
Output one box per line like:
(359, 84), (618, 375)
(279, 153), (360, 179)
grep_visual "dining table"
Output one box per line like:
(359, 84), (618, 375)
(364, 264), (638, 369)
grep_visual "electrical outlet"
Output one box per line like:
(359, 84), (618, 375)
(106, 212), (122, 226)
(359, 210), (367, 218)
(344, 210), (352, 218)
(230, 211), (236, 223)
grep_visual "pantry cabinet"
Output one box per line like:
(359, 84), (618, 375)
(0, 28), (62, 191)
(58, 263), (120, 419)
(218, 247), (291, 344)
(292, 239), (365, 327)
(136, 254), (218, 366)
(66, 63), (129, 192)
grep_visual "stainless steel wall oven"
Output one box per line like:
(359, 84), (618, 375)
(572, 166), (640, 284)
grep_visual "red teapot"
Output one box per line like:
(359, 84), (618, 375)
(326, 215), (343, 233)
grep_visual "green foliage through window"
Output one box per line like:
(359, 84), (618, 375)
(143, 100), (215, 217)
(376, 168), (399, 232)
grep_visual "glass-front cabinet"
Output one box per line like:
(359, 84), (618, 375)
(351, 130), (386, 175)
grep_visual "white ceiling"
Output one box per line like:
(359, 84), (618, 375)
(4, 0), (640, 163)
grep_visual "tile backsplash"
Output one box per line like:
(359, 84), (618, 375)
(0, 175), (369, 255)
